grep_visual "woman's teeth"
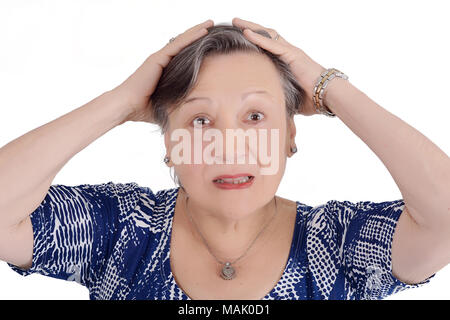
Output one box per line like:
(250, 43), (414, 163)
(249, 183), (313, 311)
(214, 176), (252, 184)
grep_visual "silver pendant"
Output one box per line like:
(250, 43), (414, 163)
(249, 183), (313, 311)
(221, 262), (235, 280)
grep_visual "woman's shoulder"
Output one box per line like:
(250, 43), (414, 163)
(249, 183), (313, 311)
(89, 181), (178, 205)
(66, 181), (179, 223)
(87, 181), (179, 237)
(290, 197), (406, 237)
(294, 196), (404, 216)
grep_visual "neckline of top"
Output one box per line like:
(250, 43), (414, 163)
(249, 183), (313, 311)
(159, 187), (305, 300)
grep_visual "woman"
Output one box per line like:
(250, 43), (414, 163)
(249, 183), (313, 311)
(0, 18), (448, 300)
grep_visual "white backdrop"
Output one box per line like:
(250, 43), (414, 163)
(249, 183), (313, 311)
(0, 0), (449, 300)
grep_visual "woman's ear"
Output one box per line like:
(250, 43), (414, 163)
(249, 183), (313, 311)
(288, 116), (296, 140)
(286, 116), (297, 157)
(163, 131), (173, 167)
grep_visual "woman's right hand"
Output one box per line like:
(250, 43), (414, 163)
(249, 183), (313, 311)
(112, 19), (214, 124)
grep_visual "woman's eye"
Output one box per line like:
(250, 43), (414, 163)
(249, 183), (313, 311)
(192, 116), (211, 127)
(247, 111), (264, 122)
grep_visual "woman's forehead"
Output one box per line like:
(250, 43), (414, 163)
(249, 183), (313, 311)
(193, 53), (284, 92)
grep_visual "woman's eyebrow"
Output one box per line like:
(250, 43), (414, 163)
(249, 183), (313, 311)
(182, 90), (273, 105)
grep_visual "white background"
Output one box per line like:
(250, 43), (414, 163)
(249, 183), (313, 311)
(0, 0), (449, 300)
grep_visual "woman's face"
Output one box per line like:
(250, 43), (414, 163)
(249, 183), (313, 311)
(164, 52), (296, 218)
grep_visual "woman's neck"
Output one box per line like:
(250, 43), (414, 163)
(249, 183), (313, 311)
(176, 189), (279, 263)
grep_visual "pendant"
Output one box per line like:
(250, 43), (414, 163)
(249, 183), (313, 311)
(221, 262), (235, 280)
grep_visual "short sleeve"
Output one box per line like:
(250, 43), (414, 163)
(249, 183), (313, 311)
(6, 181), (141, 289)
(333, 198), (436, 299)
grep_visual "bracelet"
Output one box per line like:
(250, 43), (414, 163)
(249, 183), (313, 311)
(312, 68), (349, 117)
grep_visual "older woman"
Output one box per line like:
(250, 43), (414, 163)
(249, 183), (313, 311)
(0, 18), (448, 300)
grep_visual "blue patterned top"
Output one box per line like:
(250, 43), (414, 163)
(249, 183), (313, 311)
(7, 182), (435, 299)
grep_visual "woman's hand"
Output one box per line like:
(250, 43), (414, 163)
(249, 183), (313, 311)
(112, 19), (214, 123)
(232, 17), (326, 116)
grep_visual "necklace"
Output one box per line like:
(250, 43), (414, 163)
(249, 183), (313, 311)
(184, 195), (278, 280)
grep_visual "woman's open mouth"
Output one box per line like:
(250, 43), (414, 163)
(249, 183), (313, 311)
(212, 174), (255, 189)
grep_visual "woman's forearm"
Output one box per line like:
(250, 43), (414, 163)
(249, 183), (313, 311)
(324, 77), (450, 230)
(0, 90), (130, 228)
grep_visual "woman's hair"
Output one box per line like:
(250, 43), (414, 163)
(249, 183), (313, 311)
(149, 23), (306, 134)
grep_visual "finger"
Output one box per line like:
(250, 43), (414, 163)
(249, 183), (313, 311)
(185, 19), (214, 33)
(232, 17), (265, 31)
(163, 26), (209, 57)
(164, 19), (212, 49)
(233, 17), (281, 42)
(125, 20), (213, 94)
(164, 19), (212, 50)
(242, 28), (288, 56)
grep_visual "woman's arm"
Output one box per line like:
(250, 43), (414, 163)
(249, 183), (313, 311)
(0, 19), (213, 271)
(324, 78), (450, 230)
(0, 20), (214, 231)
(0, 90), (130, 229)
(324, 78), (450, 284)
(232, 16), (449, 285)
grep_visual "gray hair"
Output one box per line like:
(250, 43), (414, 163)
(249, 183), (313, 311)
(149, 23), (306, 134)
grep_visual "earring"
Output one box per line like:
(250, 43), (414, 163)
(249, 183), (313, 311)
(290, 146), (298, 154)
(163, 155), (170, 163)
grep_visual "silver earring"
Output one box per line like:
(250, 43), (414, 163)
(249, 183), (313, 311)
(163, 156), (170, 163)
(290, 146), (297, 154)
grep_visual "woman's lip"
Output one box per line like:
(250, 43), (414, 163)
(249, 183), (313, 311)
(212, 176), (255, 189)
(212, 173), (254, 180)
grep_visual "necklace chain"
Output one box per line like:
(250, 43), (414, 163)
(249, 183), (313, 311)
(184, 195), (278, 267)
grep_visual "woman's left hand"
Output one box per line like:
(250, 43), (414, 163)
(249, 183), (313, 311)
(232, 17), (327, 116)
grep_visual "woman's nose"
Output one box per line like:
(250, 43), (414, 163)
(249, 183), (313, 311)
(216, 112), (238, 130)
(212, 117), (256, 164)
